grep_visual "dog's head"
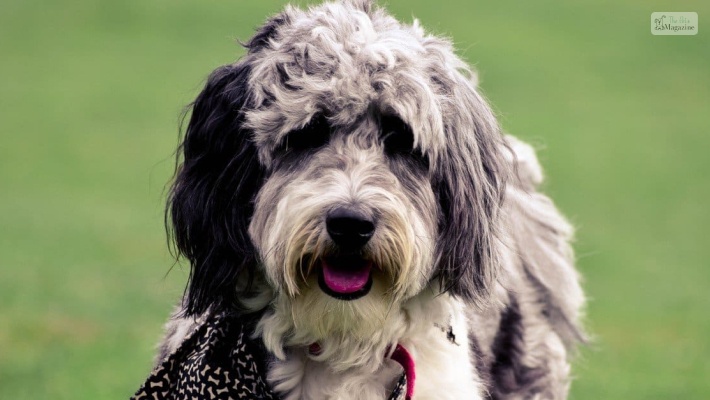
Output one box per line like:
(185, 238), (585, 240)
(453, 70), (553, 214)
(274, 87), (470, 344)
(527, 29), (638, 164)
(169, 0), (508, 338)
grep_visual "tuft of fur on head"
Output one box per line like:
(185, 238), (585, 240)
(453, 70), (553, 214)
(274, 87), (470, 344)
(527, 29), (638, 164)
(167, 0), (510, 367)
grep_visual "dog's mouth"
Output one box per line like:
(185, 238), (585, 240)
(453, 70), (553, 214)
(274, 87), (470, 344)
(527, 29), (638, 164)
(317, 255), (373, 300)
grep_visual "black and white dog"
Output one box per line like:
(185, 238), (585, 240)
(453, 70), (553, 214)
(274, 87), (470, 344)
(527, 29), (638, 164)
(158, 1), (585, 398)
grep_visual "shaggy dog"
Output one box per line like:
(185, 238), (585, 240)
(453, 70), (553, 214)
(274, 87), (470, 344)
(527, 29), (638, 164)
(156, 1), (585, 399)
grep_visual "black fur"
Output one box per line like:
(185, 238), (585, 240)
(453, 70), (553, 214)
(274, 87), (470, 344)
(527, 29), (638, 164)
(246, 13), (290, 53)
(168, 62), (264, 316)
(489, 297), (548, 399)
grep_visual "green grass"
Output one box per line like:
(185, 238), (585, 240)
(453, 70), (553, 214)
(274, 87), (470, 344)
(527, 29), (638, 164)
(1, 0), (708, 398)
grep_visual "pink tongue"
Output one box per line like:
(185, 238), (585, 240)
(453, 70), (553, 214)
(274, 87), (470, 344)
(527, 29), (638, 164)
(322, 260), (372, 294)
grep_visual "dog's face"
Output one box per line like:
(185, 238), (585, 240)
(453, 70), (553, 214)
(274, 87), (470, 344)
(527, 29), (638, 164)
(169, 0), (508, 339)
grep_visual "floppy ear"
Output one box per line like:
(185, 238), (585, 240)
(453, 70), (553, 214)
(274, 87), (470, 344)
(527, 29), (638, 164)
(434, 74), (510, 304)
(168, 62), (265, 316)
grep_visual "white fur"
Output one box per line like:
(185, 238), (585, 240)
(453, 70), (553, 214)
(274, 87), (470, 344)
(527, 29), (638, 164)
(262, 285), (483, 400)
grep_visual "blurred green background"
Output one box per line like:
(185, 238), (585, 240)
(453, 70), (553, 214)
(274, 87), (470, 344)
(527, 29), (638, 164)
(1, 0), (708, 398)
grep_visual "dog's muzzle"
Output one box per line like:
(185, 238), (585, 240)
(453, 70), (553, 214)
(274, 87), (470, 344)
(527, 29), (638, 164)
(318, 208), (376, 300)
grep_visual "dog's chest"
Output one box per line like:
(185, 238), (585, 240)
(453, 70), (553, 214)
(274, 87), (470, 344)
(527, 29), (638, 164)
(268, 296), (483, 400)
(402, 299), (484, 399)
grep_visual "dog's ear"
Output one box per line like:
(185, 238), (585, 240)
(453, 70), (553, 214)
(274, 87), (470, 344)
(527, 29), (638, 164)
(168, 62), (264, 316)
(434, 73), (510, 304)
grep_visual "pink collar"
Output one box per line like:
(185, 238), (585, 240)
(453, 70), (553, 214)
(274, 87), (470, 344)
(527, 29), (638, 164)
(389, 344), (416, 400)
(308, 343), (416, 399)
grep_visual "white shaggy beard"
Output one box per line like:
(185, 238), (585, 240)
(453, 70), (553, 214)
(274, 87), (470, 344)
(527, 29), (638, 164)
(255, 275), (407, 371)
(254, 285), (485, 400)
(254, 280), (409, 400)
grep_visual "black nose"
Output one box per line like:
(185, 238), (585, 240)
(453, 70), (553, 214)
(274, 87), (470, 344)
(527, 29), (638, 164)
(326, 207), (375, 249)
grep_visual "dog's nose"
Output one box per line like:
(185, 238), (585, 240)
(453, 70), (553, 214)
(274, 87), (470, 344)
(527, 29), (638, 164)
(326, 207), (375, 249)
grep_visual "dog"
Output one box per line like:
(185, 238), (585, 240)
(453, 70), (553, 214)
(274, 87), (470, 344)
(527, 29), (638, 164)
(155, 1), (585, 399)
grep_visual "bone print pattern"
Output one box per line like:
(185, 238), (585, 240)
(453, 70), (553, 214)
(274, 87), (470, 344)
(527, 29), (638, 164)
(132, 312), (275, 399)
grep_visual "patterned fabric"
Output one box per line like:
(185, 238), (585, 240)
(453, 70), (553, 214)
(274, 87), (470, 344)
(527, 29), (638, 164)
(132, 311), (407, 400)
(390, 374), (408, 400)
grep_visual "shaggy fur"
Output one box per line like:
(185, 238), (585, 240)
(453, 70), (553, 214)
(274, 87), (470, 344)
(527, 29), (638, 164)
(158, 1), (585, 399)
